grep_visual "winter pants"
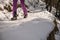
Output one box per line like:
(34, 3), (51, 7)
(13, 0), (27, 16)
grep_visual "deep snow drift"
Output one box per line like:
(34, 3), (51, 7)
(0, 0), (60, 40)
(0, 11), (55, 40)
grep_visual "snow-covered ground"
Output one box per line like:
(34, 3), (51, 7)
(0, 11), (55, 40)
(0, 0), (60, 40)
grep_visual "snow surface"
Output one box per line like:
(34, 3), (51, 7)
(0, 0), (60, 40)
(1, 18), (54, 40)
(0, 10), (55, 40)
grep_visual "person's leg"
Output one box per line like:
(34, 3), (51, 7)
(20, 0), (27, 18)
(13, 0), (18, 17)
(11, 0), (18, 20)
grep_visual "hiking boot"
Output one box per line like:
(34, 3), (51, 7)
(11, 11), (17, 20)
(24, 14), (27, 18)
(11, 17), (17, 20)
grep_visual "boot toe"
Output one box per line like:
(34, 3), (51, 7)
(11, 17), (17, 20)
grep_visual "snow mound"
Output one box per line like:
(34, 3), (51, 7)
(0, 8), (54, 21)
(0, 10), (55, 40)
(1, 18), (54, 40)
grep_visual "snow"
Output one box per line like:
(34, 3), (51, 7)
(0, 10), (55, 40)
(0, 0), (60, 40)
(1, 19), (54, 40)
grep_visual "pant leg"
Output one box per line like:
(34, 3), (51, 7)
(20, 0), (27, 15)
(13, 0), (18, 17)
